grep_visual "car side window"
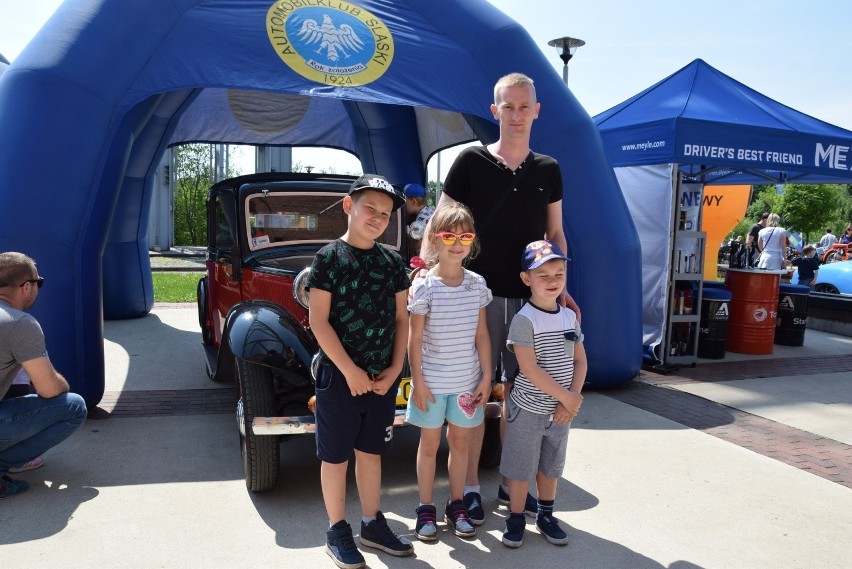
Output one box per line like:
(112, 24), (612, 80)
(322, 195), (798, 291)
(213, 196), (237, 250)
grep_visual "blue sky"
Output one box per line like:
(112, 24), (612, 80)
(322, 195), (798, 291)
(3, 0), (851, 176)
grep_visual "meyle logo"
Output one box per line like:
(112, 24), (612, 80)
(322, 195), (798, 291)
(815, 143), (849, 171)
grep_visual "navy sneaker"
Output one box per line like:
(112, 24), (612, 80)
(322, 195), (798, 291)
(502, 513), (526, 548)
(536, 513), (570, 545)
(463, 491), (485, 526)
(444, 500), (476, 537)
(360, 511), (414, 557)
(0, 475), (29, 500)
(326, 521), (365, 569)
(497, 485), (537, 517)
(414, 504), (438, 541)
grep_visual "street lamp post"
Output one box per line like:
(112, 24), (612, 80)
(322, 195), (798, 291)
(547, 36), (585, 85)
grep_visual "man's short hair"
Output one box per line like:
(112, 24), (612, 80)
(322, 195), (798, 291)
(494, 72), (536, 104)
(0, 252), (35, 288)
(826, 228), (832, 233)
(760, 212), (769, 221)
(803, 245), (815, 254)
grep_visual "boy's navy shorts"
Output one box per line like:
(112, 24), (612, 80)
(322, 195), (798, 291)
(314, 360), (399, 464)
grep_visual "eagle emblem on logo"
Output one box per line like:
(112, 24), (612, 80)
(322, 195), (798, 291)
(297, 15), (365, 62)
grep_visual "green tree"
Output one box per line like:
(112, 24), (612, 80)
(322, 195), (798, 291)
(777, 183), (843, 242)
(173, 144), (241, 245)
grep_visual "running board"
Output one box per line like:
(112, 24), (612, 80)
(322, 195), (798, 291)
(252, 409), (409, 436)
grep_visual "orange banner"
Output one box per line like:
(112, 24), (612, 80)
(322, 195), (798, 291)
(701, 185), (751, 280)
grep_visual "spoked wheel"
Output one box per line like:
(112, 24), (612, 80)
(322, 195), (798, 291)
(236, 358), (279, 492)
(823, 251), (843, 264)
(814, 283), (839, 294)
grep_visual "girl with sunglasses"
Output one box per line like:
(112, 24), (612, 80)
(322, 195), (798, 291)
(406, 202), (493, 542)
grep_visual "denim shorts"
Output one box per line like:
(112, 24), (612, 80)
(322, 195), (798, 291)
(313, 361), (398, 464)
(405, 392), (484, 429)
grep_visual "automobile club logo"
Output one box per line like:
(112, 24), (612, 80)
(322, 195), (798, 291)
(267, 1), (395, 87)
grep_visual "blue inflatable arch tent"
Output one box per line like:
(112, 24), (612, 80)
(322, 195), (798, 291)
(0, 0), (641, 406)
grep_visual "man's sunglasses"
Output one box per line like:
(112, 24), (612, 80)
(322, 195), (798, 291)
(20, 277), (45, 289)
(435, 232), (476, 246)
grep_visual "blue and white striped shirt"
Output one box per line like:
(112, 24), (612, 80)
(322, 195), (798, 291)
(408, 270), (492, 395)
(507, 301), (583, 414)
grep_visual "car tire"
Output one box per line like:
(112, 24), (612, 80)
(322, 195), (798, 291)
(814, 283), (840, 294)
(197, 277), (213, 346)
(236, 357), (280, 492)
(823, 251), (843, 264)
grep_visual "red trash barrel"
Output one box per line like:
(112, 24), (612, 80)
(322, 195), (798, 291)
(724, 268), (781, 355)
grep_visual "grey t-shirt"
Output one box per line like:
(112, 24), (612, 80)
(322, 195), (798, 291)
(0, 300), (48, 398)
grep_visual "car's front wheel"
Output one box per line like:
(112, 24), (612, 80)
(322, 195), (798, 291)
(814, 283), (840, 294)
(236, 358), (280, 492)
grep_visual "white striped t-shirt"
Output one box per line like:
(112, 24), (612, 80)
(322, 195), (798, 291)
(408, 269), (492, 395)
(507, 301), (583, 414)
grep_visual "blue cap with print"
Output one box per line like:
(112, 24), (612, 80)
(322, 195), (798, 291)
(521, 239), (568, 270)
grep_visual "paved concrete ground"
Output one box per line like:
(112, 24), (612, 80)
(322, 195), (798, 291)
(1, 305), (850, 569)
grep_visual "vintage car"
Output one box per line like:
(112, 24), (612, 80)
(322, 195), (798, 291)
(196, 172), (501, 492)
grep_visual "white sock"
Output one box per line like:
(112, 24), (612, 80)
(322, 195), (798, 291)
(463, 485), (480, 496)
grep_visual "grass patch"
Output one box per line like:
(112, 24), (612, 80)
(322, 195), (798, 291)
(152, 272), (199, 303)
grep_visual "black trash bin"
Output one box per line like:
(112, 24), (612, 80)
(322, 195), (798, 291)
(698, 287), (732, 359)
(775, 284), (810, 346)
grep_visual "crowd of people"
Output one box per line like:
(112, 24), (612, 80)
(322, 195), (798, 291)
(726, 214), (851, 288)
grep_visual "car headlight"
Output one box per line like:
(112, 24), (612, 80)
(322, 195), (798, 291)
(293, 268), (311, 309)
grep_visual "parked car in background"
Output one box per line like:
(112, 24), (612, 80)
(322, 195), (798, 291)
(794, 258), (852, 295)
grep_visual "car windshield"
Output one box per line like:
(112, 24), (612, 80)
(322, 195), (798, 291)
(244, 191), (402, 252)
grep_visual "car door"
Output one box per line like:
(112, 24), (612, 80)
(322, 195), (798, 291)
(208, 189), (242, 338)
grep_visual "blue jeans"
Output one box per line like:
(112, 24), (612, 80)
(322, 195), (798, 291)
(0, 393), (87, 476)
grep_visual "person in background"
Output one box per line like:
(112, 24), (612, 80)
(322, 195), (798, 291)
(746, 212), (769, 267)
(786, 245), (820, 288)
(756, 213), (787, 270)
(1, 252), (88, 500)
(839, 226), (852, 245)
(819, 228), (838, 248)
(404, 183), (435, 262)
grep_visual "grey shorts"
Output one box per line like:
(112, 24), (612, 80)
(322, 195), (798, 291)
(499, 397), (570, 482)
(486, 297), (525, 382)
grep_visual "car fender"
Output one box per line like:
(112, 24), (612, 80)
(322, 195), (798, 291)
(225, 300), (317, 378)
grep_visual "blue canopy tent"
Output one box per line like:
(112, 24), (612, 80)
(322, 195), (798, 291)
(595, 59), (852, 185)
(0, 0), (642, 406)
(594, 59), (852, 362)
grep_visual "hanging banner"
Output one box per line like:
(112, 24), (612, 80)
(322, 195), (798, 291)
(700, 185), (751, 279)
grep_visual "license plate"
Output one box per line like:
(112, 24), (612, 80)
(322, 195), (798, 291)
(396, 377), (411, 407)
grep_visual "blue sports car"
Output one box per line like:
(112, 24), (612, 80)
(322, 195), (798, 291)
(795, 259), (852, 295)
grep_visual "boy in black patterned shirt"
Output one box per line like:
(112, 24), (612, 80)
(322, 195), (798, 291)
(308, 174), (413, 568)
